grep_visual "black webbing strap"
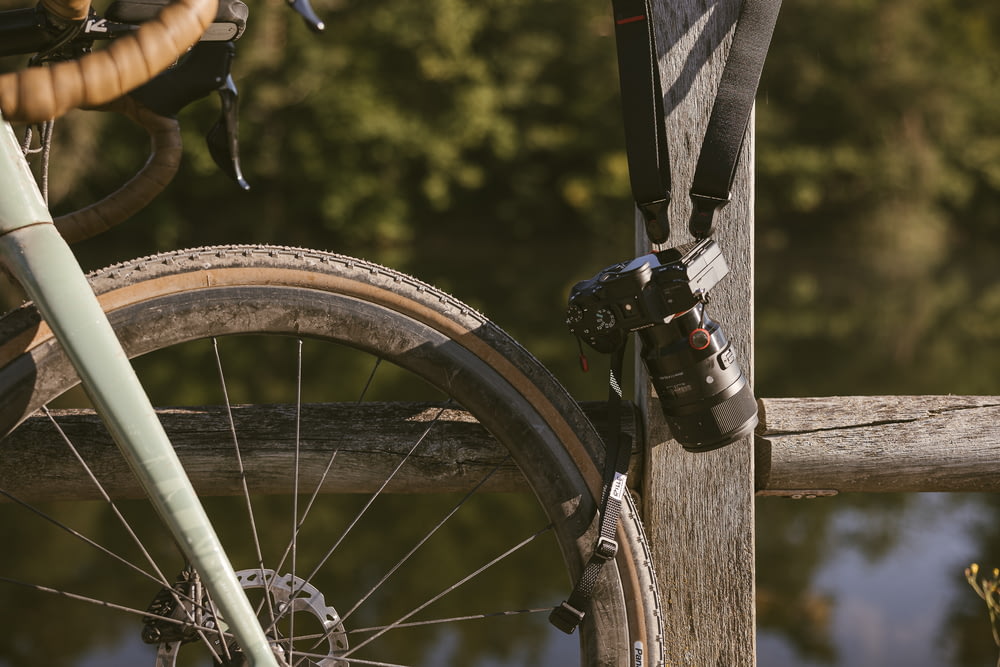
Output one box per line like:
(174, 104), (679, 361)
(689, 0), (782, 238)
(612, 0), (782, 244)
(611, 0), (671, 244)
(550, 345), (631, 634)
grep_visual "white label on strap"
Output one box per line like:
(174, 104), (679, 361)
(610, 472), (628, 501)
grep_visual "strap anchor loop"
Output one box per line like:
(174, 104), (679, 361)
(689, 192), (730, 239)
(639, 197), (671, 244)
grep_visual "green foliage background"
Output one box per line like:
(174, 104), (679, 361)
(756, 0), (1000, 396)
(1, 0), (999, 664)
(18, 0), (629, 251)
(4, 0), (995, 397)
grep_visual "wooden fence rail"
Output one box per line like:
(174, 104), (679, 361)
(0, 401), (631, 501)
(2, 395), (996, 502)
(758, 395), (1000, 494)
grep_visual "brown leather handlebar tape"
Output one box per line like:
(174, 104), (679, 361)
(0, 0), (218, 123)
(54, 96), (181, 244)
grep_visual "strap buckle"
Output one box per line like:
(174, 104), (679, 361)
(549, 600), (586, 634)
(594, 535), (619, 562)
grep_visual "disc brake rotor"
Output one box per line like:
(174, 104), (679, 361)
(237, 568), (349, 667)
(150, 568), (348, 667)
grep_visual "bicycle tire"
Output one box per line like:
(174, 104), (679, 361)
(0, 245), (663, 667)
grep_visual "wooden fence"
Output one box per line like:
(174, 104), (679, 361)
(6, 396), (998, 499)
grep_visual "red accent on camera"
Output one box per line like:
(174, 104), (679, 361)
(688, 328), (711, 350)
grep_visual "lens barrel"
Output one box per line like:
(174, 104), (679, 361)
(639, 305), (758, 451)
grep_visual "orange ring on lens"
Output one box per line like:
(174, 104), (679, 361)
(688, 328), (711, 350)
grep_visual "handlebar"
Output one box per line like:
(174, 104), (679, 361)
(53, 95), (182, 243)
(0, 0), (218, 124)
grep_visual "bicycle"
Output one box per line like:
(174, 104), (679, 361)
(0, 0), (665, 664)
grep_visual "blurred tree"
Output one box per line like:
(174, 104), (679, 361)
(755, 0), (1000, 396)
(6, 0), (996, 398)
(7, 0), (995, 393)
(3, 0), (631, 258)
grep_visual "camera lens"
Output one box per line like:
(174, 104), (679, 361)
(638, 305), (758, 452)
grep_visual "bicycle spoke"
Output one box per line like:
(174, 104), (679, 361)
(0, 575), (228, 639)
(340, 523), (554, 658)
(212, 337), (278, 636)
(294, 356), (382, 525)
(343, 607), (554, 638)
(0, 491), (236, 663)
(10, 411), (230, 659)
(296, 654), (413, 667)
(256, 356), (383, 657)
(41, 405), (172, 588)
(271, 357), (382, 579)
(11, 407), (260, 661)
(341, 455), (512, 622)
(0, 487), (163, 590)
(193, 575), (235, 664)
(290, 454), (514, 658)
(290, 338), (303, 666)
(266, 400), (450, 639)
(300, 404), (448, 585)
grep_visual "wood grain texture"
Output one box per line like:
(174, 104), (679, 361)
(0, 402), (641, 502)
(756, 395), (1000, 493)
(639, 0), (757, 664)
(5, 396), (999, 500)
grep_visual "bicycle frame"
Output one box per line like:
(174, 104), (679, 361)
(0, 113), (283, 667)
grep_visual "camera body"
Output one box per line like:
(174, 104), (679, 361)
(566, 238), (757, 452)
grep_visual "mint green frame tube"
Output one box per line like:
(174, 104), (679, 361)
(0, 117), (283, 667)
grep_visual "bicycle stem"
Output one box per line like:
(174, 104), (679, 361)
(0, 115), (285, 667)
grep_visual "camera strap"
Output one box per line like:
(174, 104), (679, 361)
(550, 344), (632, 634)
(550, 0), (781, 635)
(613, 0), (781, 243)
(612, 0), (672, 244)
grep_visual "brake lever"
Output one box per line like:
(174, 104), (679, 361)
(130, 41), (249, 190)
(207, 74), (249, 191)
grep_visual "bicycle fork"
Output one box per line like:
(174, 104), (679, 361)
(0, 116), (285, 667)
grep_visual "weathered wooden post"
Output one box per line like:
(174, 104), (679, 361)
(640, 0), (757, 663)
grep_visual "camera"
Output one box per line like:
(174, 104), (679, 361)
(566, 238), (757, 452)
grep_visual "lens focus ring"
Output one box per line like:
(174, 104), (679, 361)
(663, 379), (757, 452)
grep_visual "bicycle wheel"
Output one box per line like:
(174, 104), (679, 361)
(0, 245), (663, 667)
